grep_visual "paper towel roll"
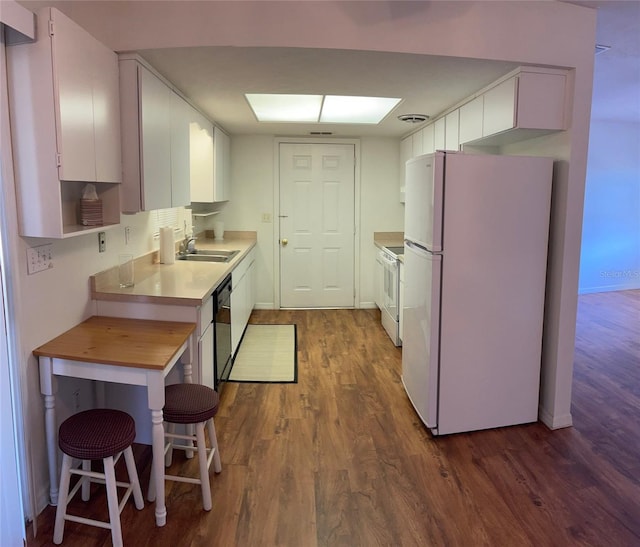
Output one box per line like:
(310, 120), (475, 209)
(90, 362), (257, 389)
(159, 227), (175, 264)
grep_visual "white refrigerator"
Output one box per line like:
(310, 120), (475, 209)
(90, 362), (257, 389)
(402, 151), (553, 435)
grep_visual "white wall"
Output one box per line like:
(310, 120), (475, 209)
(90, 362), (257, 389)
(217, 136), (403, 309)
(579, 120), (640, 293)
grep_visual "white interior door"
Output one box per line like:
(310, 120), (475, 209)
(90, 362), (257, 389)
(279, 143), (355, 308)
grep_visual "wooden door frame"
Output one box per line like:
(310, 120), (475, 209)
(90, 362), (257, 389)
(273, 137), (361, 309)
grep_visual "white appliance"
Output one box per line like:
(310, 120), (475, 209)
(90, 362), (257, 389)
(378, 246), (403, 346)
(402, 151), (553, 435)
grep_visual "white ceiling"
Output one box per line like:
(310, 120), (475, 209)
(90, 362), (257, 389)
(135, 1), (639, 137)
(140, 46), (519, 138)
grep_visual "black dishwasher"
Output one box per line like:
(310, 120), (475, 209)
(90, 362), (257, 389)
(214, 274), (233, 392)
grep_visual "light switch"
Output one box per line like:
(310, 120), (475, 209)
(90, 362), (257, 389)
(262, 213), (272, 223)
(26, 244), (53, 275)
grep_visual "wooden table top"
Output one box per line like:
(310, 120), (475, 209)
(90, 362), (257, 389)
(33, 316), (196, 370)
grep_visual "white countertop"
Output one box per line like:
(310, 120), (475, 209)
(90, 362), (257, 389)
(91, 233), (257, 307)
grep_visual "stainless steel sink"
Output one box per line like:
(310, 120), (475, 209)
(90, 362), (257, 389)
(176, 249), (240, 263)
(192, 249), (239, 257)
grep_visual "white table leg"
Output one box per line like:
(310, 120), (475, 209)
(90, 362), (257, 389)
(39, 357), (59, 505)
(147, 373), (166, 527)
(182, 337), (195, 458)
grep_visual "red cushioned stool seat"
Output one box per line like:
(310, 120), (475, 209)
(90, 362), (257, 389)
(163, 383), (220, 424)
(54, 409), (144, 547)
(59, 408), (136, 460)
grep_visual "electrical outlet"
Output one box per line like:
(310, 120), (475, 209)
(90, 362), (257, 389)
(98, 231), (106, 252)
(262, 213), (272, 223)
(26, 244), (53, 275)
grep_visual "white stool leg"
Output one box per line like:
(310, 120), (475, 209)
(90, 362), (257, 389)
(195, 422), (212, 511)
(123, 447), (144, 510)
(103, 455), (123, 547)
(165, 422), (175, 466)
(147, 467), (156, 502)
(53, 454), (73, 544)
(207, 418), (222, 473)
(81, 459), (91, 501)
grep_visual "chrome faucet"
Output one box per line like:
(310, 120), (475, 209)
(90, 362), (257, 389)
(179, 235), (197, 255)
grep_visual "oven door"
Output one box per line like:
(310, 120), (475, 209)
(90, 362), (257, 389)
(381, 252), (399, 320)
(380, 251), (401, 346)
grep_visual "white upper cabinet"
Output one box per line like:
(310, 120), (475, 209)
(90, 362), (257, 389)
(483, 77), (518, 136)
(422, 124), (435, 154)
(170, 91), (192, 207)
(189, 109), (215, 203)
(213, 126), (231, 202)
(459, 95), (484, 144)
(434, 118), (446, 151)
(139, 66), (172, 211)
(445, 110), (460, 151)
(191, 123), (231, 204)
(480, 70), (567, 144)
(6, 7), (121, 238)
(119, 56), (192, 212)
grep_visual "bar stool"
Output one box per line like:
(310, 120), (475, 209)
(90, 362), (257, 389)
(53, 409), (144, 547)
(149, 383), (222, 511)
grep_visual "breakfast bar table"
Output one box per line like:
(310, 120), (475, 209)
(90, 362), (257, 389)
(33, 316), (197, 527)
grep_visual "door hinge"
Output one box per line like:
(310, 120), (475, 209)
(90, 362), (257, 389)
(55, 153), (62, 167)
(48, 20), (55, 36)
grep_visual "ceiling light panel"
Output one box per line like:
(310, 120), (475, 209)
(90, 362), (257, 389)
(245, 93), (322, 122)
(320, 95), (402, 124)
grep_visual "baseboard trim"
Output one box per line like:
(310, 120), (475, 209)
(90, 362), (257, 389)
(539, 406), (573, 430)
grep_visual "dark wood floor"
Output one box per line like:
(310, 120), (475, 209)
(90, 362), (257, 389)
(28, 290), (640, 546)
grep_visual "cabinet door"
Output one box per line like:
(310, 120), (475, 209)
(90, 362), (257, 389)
(51, 9), (96, 182)
(190, 110), (215, 202)
(434, 118), (446, 151)
(213, 126), (230, 202)
(200, 322), (215, 390)
(516, 72), (566, 131)
(375, 254), (384, 309)
(445, 110), (459, 151)
(170, 92), (191, 207)
(483, 77), (517, 136)
(422, 124), (435, 154)
(90, 37), (121, 183)
(223, 129), (231, 200)
(140, 67), (172, 211)
(459, 96), (484, 144)
(411, 129), (424, 157)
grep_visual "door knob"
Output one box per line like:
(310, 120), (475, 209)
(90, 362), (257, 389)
(281, 238), (288, 246)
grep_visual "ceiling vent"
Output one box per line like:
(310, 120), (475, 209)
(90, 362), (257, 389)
(397, 114), (430, 123)
(595, 44), (611, 55)
(309, 131), (333, 135)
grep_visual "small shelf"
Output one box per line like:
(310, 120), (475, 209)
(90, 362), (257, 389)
(191, 211), (220, 218)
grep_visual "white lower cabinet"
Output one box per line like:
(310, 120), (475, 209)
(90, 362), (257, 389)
(231, 248), (256, 355)
(375, 252), (385, 310)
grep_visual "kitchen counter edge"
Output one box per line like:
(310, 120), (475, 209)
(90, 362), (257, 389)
(90, 234), (257, 307)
